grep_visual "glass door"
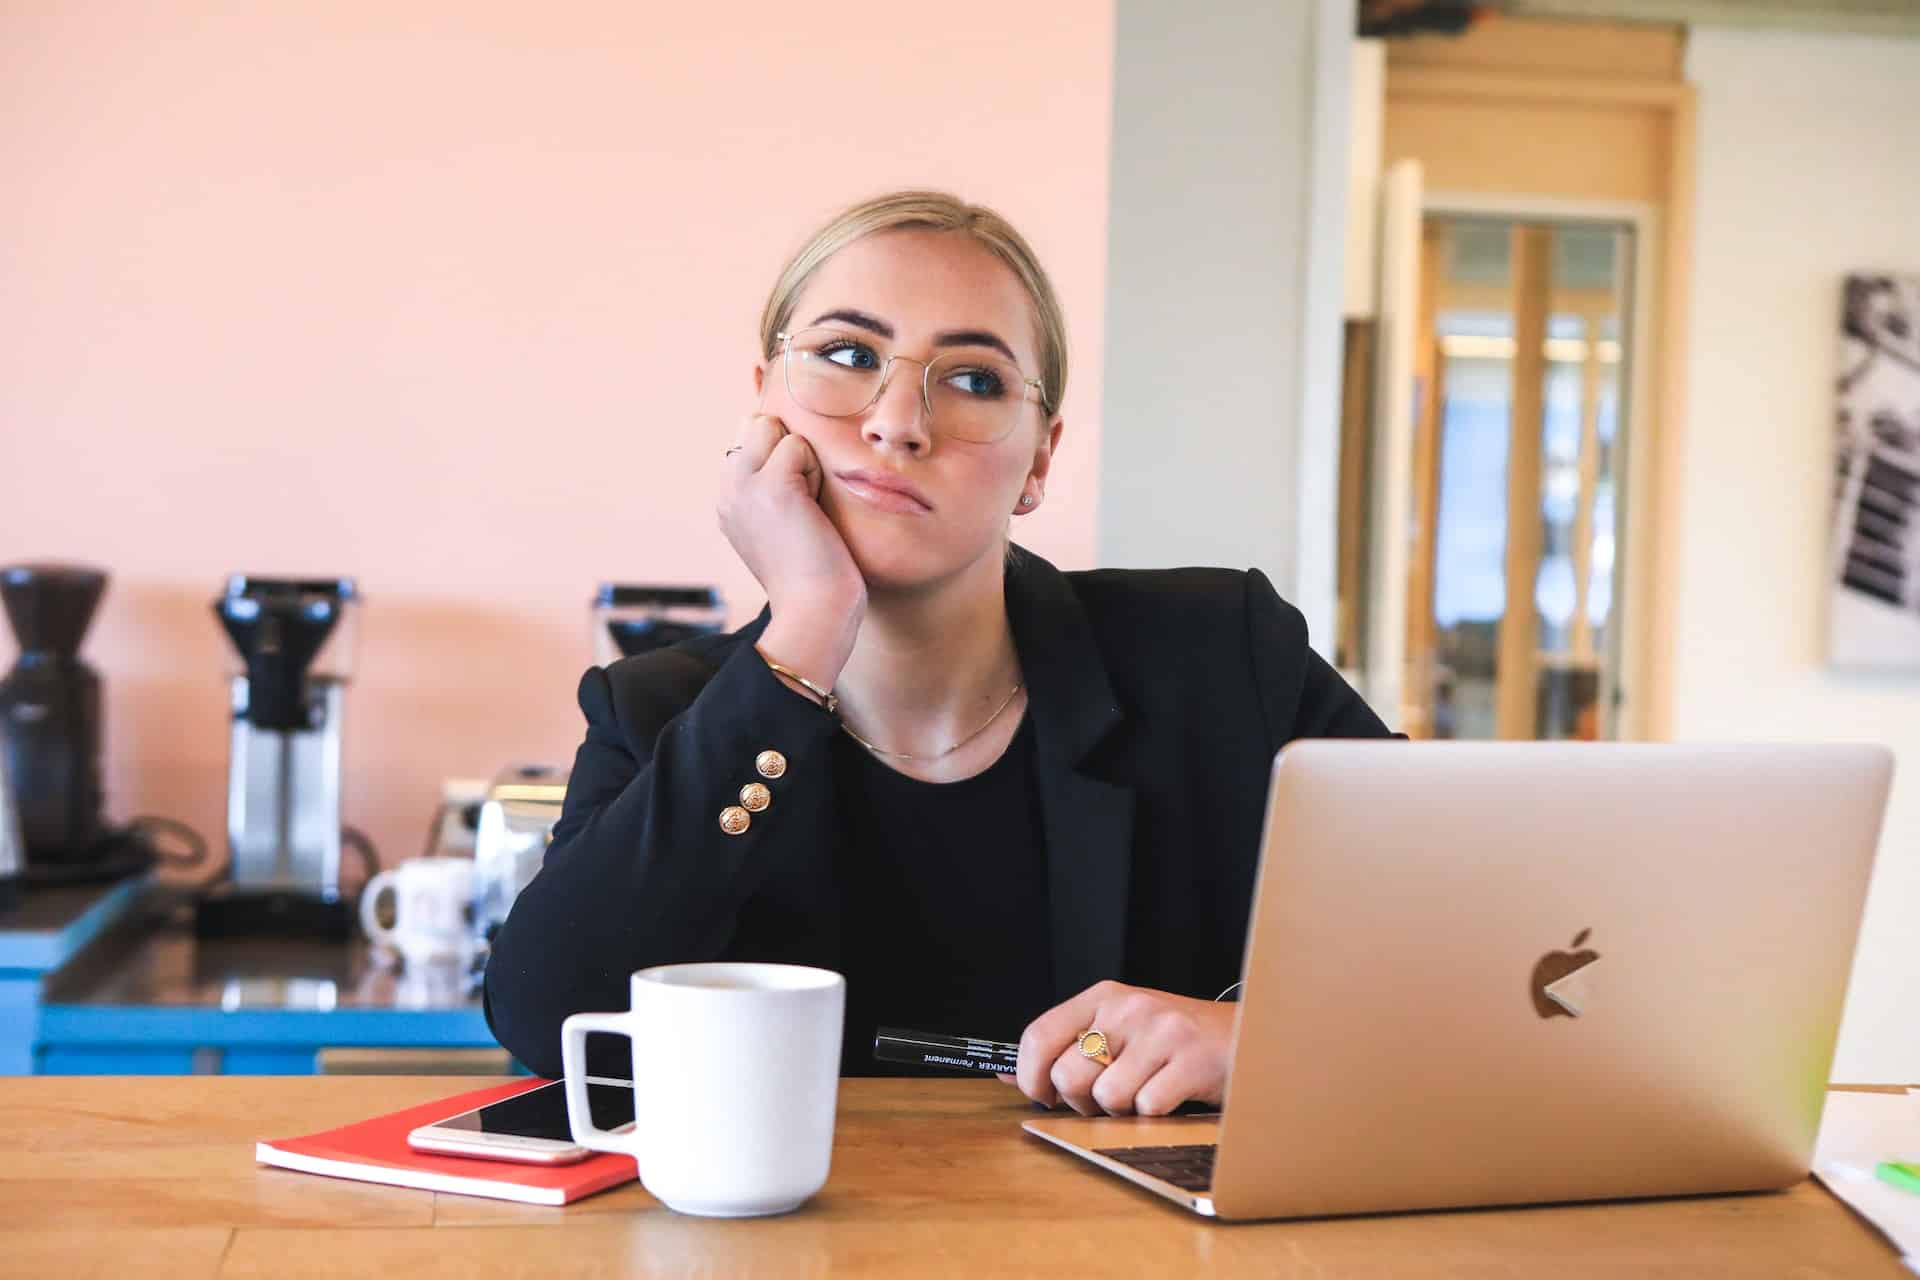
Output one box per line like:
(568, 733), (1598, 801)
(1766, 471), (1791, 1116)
(1410, 216), (1635, 741)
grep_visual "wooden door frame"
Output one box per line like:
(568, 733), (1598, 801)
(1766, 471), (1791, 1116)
(1383, 53), (1697, 742)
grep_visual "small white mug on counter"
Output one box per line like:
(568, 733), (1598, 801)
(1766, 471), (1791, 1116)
(560, 962), (845, 1218)
(359, 856), (477, 965)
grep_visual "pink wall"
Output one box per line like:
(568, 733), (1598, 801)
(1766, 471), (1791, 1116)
(0, 2), (1112, 874)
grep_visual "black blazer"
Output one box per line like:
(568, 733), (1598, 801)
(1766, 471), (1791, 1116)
(484, 549), (1394, 1077)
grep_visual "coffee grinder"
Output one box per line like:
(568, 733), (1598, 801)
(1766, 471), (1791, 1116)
(0, 563), (168, 888)
(195, 575), (368, 938)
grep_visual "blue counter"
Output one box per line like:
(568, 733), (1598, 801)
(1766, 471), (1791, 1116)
(4, 883), (508, 1075)
(0, 879), (149, 1074)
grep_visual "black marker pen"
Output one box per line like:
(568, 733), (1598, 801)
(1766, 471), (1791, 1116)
(874, 1027), (1020, 1075)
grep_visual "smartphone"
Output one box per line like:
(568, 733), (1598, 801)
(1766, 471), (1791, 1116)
(406, 1078), (634, 1165)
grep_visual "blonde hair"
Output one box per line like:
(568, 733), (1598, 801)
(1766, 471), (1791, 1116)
(758, 190), (1067, 416)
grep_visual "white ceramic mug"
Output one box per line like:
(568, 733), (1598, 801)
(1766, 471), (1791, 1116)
(390, 954), (476, 1009)
(560, 962), (846, 1218)
(359, 856), (477, 964)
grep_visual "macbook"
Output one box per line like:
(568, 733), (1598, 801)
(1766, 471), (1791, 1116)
(1024, 742), (1894, 1219)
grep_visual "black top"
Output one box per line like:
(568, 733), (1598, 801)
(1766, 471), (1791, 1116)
(484, 549), (1398, 1079)
(835, 714), (1052, 1076)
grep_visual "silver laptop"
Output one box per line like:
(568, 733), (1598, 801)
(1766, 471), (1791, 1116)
(1024, 741), (1894, 1220)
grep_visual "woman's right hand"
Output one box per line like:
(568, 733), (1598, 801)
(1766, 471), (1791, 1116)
(717, 414), (866, 691)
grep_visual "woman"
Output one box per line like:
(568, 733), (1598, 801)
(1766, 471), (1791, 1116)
(484, 190), (1395, 1118)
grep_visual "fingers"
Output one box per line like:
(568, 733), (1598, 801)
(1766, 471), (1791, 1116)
(1016, 981), (1116, 1106)
(1049, 1042), (1108, 1117)
(1089, 1035), (1175, 1118)
(763, 430), (823, 500)
(728, 414), (789, 473)
(722, 415), (821, 505)
(1130, 1055), (1215, 1118)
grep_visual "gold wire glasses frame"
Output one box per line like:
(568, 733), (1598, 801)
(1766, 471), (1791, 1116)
(775, 327), (1046, 445)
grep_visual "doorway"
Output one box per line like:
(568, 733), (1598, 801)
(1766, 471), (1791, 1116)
(1385, 213), (1639, 741)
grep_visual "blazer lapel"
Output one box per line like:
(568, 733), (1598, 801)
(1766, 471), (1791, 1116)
(1005, 549), (1137, 1004)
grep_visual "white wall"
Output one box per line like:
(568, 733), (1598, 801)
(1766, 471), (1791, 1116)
(1097, 0), (1353, 642)
(1345, 39), (1386, 322)
(1680, 27), (1920, 1082)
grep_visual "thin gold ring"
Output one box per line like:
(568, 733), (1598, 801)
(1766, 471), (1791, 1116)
(1078, 1028), (1113, 1067)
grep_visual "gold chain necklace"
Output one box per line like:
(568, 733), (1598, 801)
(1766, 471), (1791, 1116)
(839, 683), (1025, 762)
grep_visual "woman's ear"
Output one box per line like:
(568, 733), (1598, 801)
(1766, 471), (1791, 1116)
(753, 363), (766, 397)
(1032, 416), (1064, 485)
(1017, 416), (1066, 514)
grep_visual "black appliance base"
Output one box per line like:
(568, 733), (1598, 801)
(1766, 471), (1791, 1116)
(20, 828), (158, 887)
(193, 888), (353, 940)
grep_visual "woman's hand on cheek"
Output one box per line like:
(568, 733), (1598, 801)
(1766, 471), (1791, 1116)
(1013, 981), (1235, 1117)
(718, 414), (866, 689)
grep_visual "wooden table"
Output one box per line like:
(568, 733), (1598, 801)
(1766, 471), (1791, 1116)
(0, 1076), (1904, 1278)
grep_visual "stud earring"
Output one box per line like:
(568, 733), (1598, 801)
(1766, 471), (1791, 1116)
(1020, 495), (1036, 507)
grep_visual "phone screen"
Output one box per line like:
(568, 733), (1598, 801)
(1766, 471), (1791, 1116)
(435, 1080), (634, 1141)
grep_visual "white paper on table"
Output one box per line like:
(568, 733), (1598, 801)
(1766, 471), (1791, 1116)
(1812, 1088), (1920, 1266)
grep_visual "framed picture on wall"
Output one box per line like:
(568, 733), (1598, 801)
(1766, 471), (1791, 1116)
(1828, 273), (1920, 669)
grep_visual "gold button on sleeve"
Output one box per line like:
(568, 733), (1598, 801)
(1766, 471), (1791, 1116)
(718, 806), (751, 836)
(756, 750), (788, 780)
(739, 782), (771, 813)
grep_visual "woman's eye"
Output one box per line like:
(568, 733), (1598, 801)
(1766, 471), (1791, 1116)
(943, 367), (1006, 398)
(821, 342), (879, 371)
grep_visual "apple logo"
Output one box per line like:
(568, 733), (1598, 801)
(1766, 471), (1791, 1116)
(1530, 928), (1600, 1019)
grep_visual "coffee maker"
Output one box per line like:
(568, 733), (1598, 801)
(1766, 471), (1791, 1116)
(592, 585), (725, 664)
(0, 736), (22, 911)
(0, 564), (158, 886)
(472, 763), (570, 953)
(195, 575), (366, 938)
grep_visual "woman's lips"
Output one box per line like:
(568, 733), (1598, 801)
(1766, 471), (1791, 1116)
(834, 469), (933, 514)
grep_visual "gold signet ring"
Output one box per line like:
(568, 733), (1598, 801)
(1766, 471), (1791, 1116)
(1078, 1029), (1113, 1067)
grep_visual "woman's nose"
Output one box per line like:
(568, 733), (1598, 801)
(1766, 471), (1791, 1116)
(862, 363), (933, 456)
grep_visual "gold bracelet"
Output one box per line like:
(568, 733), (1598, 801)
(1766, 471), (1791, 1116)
(762, 659), (839, 715)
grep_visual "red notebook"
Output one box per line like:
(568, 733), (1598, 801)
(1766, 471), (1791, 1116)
(255, 1079), (638, 1206)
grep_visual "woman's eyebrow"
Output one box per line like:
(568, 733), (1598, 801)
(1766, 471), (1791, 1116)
(810, 308), (893, 338)
(933, 329), (1019, 364)
(807, 308), (1020, 365)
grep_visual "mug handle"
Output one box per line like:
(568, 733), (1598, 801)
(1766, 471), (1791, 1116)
(358, 868), (398, 946)
(561, 1012), (639, 1155)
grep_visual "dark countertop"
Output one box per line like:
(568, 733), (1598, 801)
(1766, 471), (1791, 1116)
(0, 878), (150, 972)
(42, 888), (485, 1014)
(0, 882), (132, 933)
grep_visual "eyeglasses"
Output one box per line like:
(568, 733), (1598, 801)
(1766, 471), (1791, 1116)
(775, 326), (1045, 446)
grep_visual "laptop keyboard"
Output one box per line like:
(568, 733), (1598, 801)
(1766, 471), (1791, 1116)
(1093, 1143), (1217, 1193)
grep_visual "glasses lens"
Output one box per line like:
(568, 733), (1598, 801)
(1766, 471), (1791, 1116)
(785, 327), (886, 418)
(926, 351), (1030, 443)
